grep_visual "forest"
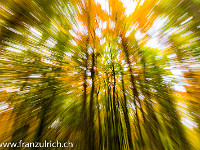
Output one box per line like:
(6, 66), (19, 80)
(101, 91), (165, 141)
(0, 0), (200, 149)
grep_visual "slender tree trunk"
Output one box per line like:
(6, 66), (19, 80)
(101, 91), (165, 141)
(110, 46), (120, 150)
(121, 70), (133, 150)
(121, 36), (145, 149)
(139, 52), (165, 150)
(96, 89), (102, 150)
(96, 57), (102, 150)
(89, 51), (95, 150)
(36, 76), (56, 142)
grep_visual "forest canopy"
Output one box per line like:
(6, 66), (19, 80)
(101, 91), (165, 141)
(0, 0), (200, 149)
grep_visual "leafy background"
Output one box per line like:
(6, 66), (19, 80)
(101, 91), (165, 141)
(0, 0), (199, 149)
